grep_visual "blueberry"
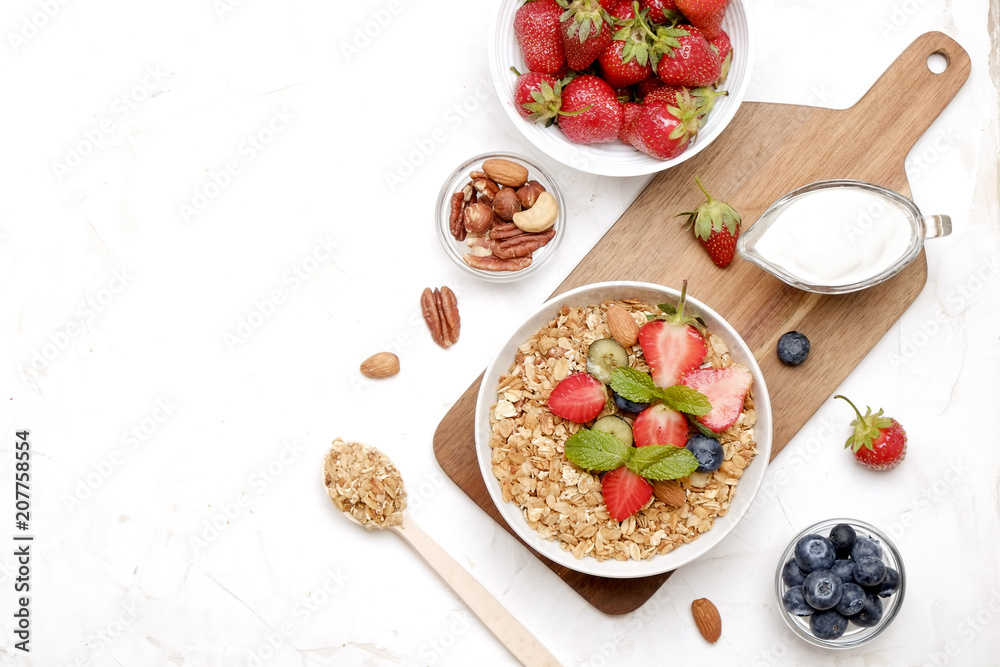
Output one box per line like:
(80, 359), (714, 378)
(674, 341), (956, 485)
(611, 388), (651, 414)
(851, 593), (884, 627)
(851, 536), (883, 562)
(777, 331), (810, 366)
(782, 559), (807, 587)
(865, 567), (900, 597)
(794, 534), (837, 573)
(685, 434), (724, 473)
(828, 523), (857, 559)
(853, 555), (887, 587)
(835, 582), (867, 616)
(802, 570), (843, 611)
(782, 586), (813, 616)
(830, 559), (855, 583)
(810, 609), (848, 640)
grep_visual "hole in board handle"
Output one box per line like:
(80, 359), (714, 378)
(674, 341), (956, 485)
(927, 51), (949, 74)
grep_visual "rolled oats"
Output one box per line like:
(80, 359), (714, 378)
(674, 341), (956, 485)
(323, 438), (406, 530)
(487, 299), (758, 562)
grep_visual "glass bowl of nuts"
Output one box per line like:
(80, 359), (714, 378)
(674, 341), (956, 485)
(436, 152), (565, 282)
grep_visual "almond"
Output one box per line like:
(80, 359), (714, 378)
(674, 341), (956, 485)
(651, 479), (686, 507)
(482, 158), (529, 188)
(691, 598), (722, 643)
(606, 304), (639, 347)
(360, 352), (400, 378)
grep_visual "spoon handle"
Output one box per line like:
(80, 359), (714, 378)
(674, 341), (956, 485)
(394, 514), (561, 667)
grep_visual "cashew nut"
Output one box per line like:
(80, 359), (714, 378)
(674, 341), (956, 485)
(511, 191), (558, 233)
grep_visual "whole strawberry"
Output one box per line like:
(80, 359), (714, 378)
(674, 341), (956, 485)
(675, 0), (730, 40)
(557, 0), (615, 70)
(558, 74), (623, 144)
(678, 175), (740, 267)
(709, 29), (733, 84)
(642, 0), (680, 24)
(626, 95), (700, 159)
(835, 395), (908, 471)
(510, 67), (561, 121)
(514, 0), (567, 74)
(655, 26), (722, 87)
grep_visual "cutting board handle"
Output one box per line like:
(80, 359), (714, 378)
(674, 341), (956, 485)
(855, 31), (971, 153)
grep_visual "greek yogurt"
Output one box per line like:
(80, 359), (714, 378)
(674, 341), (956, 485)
(751, 186), (914, 287)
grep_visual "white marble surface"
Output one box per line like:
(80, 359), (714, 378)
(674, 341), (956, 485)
(1, 0), (998, 665)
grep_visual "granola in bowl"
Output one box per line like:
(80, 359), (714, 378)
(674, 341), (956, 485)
(475, 282), (772, 578)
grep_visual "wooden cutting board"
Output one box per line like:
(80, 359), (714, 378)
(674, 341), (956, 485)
(433, 32), (970, 615)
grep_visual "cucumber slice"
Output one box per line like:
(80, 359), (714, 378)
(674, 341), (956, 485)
(586, 338), (629, 384)
(592, 415), (634, 447)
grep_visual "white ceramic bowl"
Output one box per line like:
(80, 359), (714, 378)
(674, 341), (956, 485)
(475, 281), (772, 578)
(488, 0), (754, 177)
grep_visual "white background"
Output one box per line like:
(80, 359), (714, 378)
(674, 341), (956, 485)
(1, 0), (998, 665)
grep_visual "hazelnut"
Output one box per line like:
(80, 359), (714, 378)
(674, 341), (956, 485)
(491, 187), (522, 222)
(516, 180), (546, 208)
(463, 201), (494, 234)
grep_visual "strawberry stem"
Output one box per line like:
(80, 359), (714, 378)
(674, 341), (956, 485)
(694, 176), (714, 202)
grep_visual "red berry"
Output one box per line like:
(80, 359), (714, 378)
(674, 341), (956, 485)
(680, 364), (752, 432)
(548, 372), (607, 423)
(632, 403), (690, 447)
(637, 282), (707, 388)
(514, 0), (567, 74)
(558, 74), (623, 144)
(835, 395), (908, 471)
(601, 465), (653, 521)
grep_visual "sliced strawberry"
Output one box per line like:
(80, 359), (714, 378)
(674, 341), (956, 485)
(637, 283), (707, 388)
(681, 364), (752, 432)
(632, 403), (690, 447)
(601, 465), (653, 521)
(548, 372), (606, 423)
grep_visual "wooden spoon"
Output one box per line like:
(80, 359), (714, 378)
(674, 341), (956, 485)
(324, 440), (560, 667)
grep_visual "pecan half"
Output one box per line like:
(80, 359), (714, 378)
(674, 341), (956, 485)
(421, 286), (460, 348)
(462, 254), (532, 272)
(493, 227), (557, 259)
(488, 222), (524, 240)
(448, 191), (466, 241)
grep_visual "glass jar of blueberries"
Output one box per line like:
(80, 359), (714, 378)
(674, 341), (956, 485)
(775, 518), (905, 648)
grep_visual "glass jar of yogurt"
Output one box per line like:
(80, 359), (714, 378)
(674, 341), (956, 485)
(737, 180), (951, 294)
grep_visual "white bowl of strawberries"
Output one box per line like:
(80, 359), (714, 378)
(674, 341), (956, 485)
(475, 281), (772, 578)
(489, 0), (753, 176)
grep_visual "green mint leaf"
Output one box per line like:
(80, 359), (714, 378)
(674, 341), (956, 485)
(626, 445), (700, 481)
(609, 367), (660, 404)
(655, 385), (712, 416)
(564, 429), (629, 472)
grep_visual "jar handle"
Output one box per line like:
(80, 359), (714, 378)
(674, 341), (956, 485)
(922, 214), (952, 239)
